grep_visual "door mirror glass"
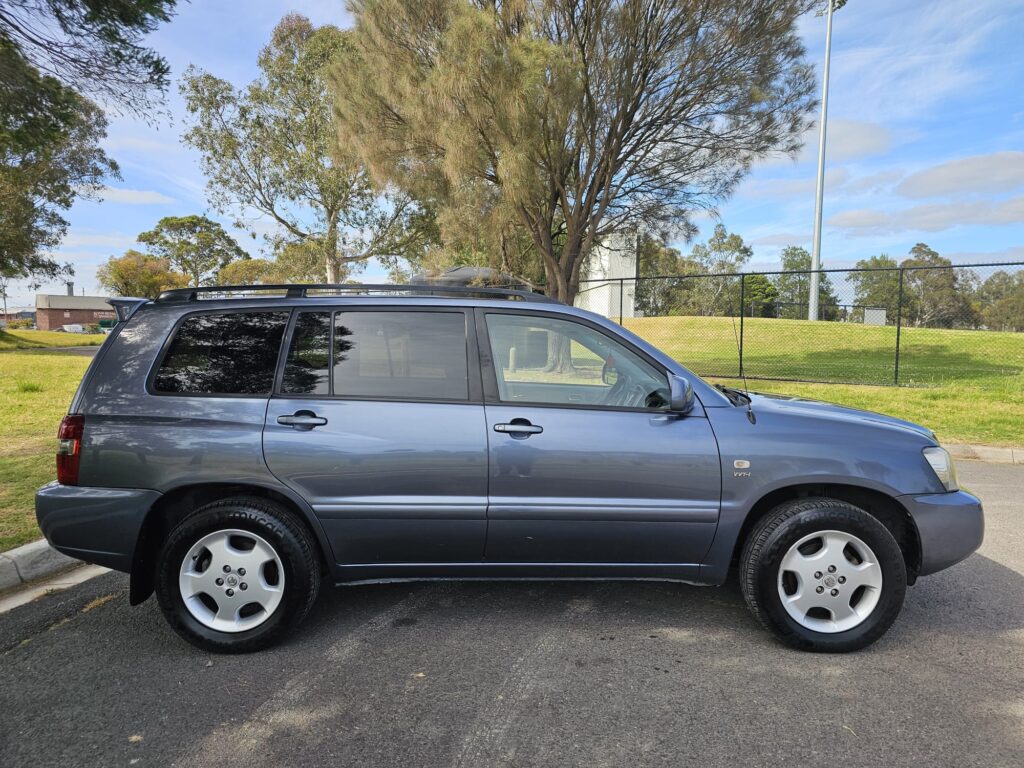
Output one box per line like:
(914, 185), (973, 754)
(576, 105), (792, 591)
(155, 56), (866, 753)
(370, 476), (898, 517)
(669, 374), (695, 414)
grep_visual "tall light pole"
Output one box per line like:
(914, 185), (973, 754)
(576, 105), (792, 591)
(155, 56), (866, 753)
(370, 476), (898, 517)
(808, 0), (836, 321)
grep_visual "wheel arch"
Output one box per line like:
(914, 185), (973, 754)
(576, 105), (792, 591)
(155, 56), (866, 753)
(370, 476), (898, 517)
(129, 482), (333, 605)
(731, 483), (922, 584)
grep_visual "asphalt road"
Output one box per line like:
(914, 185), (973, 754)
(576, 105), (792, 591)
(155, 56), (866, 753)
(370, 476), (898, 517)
(1, 461), (1021, 768)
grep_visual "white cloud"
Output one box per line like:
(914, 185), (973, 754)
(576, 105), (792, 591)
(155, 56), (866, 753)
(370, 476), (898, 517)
(741, 168), (850, 199)
(843, 170), (904, 194)
(828, 196), (1024, 235)
(896, 152), (1024, 199)
(821, 0), (1001, 122)
(757, 119), (892, 169)
(100, 186), (177, 205)
(103, 135), (183, 156)
(61, 232), (138, 250)
(825, 120), (892, 162)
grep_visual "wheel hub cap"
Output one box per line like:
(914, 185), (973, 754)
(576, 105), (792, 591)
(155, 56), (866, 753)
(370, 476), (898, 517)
(178, 529), (285, 633)
(777, 529), (883, 634)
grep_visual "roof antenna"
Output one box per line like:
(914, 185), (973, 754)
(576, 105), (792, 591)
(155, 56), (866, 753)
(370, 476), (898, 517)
(731, 313), (756, 424)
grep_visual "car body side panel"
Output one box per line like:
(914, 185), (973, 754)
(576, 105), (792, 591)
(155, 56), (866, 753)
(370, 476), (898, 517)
(699, 402), (943, 584)
(483, 405), (721, 565)
(263, 399), (489, 564)
(70, 305), (337, 566)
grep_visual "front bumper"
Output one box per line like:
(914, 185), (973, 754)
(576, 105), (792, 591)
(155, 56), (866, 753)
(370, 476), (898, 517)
(900, 489), (984, 576)
(36, 482), (161, 572)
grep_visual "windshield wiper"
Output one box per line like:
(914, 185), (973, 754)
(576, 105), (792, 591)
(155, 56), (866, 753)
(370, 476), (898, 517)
(715, 384), (750, 405)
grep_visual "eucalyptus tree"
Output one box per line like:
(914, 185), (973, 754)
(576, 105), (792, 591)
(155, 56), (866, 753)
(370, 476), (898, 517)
(333, 0), (817, 304)
(138, 215), (247, 287)
(181, 14), (434, 283)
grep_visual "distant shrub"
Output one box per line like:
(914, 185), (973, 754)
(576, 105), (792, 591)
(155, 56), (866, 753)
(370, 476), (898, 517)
(5, 319), (33, 329)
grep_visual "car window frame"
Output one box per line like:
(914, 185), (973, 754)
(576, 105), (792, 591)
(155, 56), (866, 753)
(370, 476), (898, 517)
(273, 306), (483, 405)
(474, 308), (672, 414)
(146, 307), (293, 399)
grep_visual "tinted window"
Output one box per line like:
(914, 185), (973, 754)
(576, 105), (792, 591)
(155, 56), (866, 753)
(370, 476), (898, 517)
(333, 311), (468, 400)
(485, 313), (668, 409)
(282, 312), (331, 394)
(154, 311), (288, 395)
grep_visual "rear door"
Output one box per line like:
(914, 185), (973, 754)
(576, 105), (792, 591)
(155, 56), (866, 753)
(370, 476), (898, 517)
(263, 307), (488, 568)
(478, 310), (721, 569)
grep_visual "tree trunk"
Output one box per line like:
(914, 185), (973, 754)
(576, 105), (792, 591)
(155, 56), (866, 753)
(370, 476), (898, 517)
(324, 213), (340, 283)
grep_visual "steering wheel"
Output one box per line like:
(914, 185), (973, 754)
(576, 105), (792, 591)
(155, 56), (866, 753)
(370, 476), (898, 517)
(601, 371), (630, 406)
(601, 373), (649, 408)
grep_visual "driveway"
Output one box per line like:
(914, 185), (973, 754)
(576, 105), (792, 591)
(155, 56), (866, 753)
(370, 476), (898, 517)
(1, 461), (1020, 768)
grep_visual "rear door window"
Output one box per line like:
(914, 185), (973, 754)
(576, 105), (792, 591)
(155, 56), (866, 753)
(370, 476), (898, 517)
(153, 311), (289, 395)
(280, 310), (470, 401)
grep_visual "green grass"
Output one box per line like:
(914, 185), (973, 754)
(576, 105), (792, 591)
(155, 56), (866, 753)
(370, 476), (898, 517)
(623, 315), (1023, 448)
(625, 315), (1024, 386)
(0, 314), (1021, 552)
(0, 350), (92, 551)
(0, 329), (106, 350)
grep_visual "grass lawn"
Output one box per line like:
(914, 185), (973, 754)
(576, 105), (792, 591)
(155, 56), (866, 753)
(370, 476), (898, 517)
(0, 328), (106, 350)
(0, 348), (92, 551)
(0, 315), (1021, 552)
(623, 316), (1022, 448)
(625, 315), (1024, 386)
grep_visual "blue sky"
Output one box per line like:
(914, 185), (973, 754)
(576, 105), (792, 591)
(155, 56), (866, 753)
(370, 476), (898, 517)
(7, 0), (1024, 306)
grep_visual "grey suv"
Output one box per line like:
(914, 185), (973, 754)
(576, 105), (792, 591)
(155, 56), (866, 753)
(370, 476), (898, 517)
(36, 284), (984, 653)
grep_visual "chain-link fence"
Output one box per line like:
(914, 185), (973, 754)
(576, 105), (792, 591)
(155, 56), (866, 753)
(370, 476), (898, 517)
(574, 262), (1024, 386)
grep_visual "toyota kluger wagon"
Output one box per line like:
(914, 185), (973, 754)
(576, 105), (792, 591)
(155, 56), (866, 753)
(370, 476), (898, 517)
(37, 284), (984, 653)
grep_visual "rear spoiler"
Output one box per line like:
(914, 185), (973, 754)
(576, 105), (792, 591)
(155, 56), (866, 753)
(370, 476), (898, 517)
(106, 297), (149, 323)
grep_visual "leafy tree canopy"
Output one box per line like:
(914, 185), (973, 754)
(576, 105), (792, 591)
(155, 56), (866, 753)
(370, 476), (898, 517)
(0, 0), (177, 117)
(96, 249), (187, 299)
(774, 245), (839, 319)
(1, 84), (117, 280)
(138, 215), (247, 287)
(333, 0), (817, 302)
(181, 14), (436, 283)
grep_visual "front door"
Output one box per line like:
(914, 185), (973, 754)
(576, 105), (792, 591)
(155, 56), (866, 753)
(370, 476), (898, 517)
(263, 308), (488, 568)
(479, 311), (721, 569)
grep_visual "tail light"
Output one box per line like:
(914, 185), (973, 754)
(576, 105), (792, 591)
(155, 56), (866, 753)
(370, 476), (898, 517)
(57, 414), (85, 486)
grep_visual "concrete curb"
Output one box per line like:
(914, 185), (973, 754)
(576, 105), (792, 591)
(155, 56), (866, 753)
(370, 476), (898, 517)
(0, 539), (78, 594)
(947, 443), (1024, 465)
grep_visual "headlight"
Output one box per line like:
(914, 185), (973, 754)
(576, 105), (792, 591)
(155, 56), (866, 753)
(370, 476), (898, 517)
(923, 447), (959, 492)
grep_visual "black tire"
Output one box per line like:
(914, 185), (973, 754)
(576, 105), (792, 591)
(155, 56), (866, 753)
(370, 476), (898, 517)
(155, 497), (321, 653)
(739, 497), (907, 653)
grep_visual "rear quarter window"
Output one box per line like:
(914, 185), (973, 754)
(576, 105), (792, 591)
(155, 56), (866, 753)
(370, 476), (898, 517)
(153, 311), (289, 395)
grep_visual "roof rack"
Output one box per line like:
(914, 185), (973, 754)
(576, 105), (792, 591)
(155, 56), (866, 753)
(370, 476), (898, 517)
(154, 283), (558, 304)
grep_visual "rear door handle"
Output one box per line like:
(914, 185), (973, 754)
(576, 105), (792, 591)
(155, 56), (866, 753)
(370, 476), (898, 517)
(494, 421), (543, 435)
(277, 410), (328, 429)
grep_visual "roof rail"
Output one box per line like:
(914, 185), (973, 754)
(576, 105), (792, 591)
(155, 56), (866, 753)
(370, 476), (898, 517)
(154, 283), (558, 304)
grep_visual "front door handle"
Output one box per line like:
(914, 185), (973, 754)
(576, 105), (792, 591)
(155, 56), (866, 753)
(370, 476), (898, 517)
(494, 420), (543, 436)
(277, 410), (328, 430)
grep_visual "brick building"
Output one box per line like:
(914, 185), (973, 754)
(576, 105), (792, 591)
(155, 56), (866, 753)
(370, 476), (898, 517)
(35, 294), (115, 331)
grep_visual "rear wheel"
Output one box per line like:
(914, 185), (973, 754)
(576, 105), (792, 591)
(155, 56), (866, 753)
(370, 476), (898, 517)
(740, 497), (906, 652)
(155, 497), (320, 653)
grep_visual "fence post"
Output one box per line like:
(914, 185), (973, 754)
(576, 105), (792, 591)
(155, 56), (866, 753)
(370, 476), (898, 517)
(894, 267), (905, 385)
(618, 278), (624, 325)
(738, 273), (745, 378)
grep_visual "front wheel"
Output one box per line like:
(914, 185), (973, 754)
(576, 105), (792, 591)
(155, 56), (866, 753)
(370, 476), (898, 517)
(155, 497), (321, 653)
(740, 498), (907, 652)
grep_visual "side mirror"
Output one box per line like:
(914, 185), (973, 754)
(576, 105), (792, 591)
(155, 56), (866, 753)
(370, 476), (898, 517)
(669, 374), (694, 415)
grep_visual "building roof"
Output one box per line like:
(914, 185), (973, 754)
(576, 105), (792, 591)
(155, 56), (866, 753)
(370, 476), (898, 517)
(36, 294), (112, 311)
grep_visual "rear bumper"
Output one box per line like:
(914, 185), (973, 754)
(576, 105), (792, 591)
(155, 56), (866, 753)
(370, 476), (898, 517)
(35, 482), (161, 572)
(901, 489), (984, 577)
